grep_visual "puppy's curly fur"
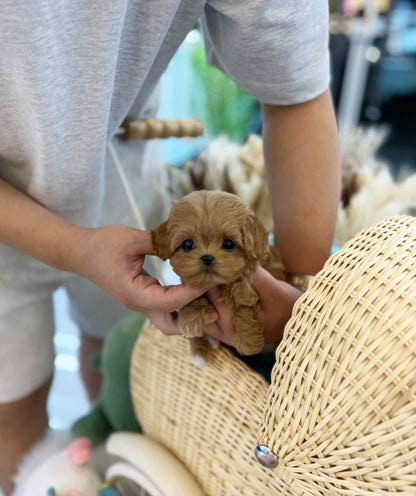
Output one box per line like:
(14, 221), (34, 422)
(151, 190), (273, 366)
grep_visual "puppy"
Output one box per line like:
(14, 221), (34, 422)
(151, 190), (273, 366)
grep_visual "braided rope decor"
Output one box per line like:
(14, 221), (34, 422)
(119, 118), (204, 140)
(259, 215), (416, 495)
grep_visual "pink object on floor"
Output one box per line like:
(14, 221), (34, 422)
(65, 438), (91, 466)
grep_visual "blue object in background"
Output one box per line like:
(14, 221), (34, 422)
(157, 27), (262, 167)
(157, 31), (205, 166)
(331, 245), (340, 255)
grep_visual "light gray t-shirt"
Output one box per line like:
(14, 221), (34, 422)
(0, 0), (330, 280)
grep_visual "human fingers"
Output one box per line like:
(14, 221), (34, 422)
(203, 286), (234, 346)
(134, 229), (157, 255)
(250, 266), (275, 292)
(137, 280), (210, 313)
(251, 266), (301, 344)
(147, 299), (218, 337)
(146, 310), (181, 336)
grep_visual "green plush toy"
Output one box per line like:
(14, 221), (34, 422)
(72, 312), (146, 445)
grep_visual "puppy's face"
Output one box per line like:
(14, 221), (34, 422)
(152, 191), (269, 287)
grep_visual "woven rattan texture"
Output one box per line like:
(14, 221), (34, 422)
(130, 323), (300, 496)
(259, 216), (416, 495)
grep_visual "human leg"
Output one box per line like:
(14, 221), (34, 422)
(0, 379), (52, 495)
(79, 332), (105, 404)
(65, 276), (133, 403)
(0, 288), (55, 495)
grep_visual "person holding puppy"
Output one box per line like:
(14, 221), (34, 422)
(0, 0), (340, 493)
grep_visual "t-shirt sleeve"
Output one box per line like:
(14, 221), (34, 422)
(201, 0), (330, 105)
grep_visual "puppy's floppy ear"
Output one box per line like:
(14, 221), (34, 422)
(241, 212), (270, 262)
(151, 220), (172, 261)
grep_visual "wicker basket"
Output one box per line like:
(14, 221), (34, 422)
(131, 216), (416, 495)
(130, 324), (290, 495)
(260, 215), (416, 495)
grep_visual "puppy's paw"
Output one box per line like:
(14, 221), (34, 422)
(191, 353), (206, 369)
(179, 317), (205, 338)
(223, 280), (259, 307)
(178, 298), (214, 338)
(206, 335), (220, 350)
(233, 306), (264, 355)
(189, 336), (213, 368)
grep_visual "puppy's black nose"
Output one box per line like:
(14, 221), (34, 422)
(200, 254), (214, 266)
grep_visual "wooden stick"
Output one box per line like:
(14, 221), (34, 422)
(118, 118), (204, 140)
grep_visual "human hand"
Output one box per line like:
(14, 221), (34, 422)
(0, 180), (208, 335)
(67, 225), (209, 334)
(203, 267), (302, 349)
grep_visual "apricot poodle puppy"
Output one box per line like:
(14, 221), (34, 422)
(151, 190), (279, 365)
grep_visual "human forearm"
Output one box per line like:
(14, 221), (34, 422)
(0, 177), (84, 271)
(0, 178), (208, 332)
(262, 89), (341, 275)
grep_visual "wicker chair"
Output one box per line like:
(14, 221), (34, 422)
(118, 215), (416, 495)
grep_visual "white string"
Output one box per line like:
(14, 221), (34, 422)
(108, 139), (165, 283)
(108, 140), (147, 231)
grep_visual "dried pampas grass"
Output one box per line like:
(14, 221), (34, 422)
(167, 128), (416, 249)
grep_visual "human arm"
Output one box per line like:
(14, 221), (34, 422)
(203, 90), (341, 346)
(262, 89), (341, 275)
(0, 178), (207, 333)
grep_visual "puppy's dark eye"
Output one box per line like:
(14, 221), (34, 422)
(221, 239), (235, 251)
(181, 239), (195, 252)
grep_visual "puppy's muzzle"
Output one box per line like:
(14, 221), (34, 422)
(200, 254), (214, 266)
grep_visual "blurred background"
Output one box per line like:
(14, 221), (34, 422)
(158, 0), (416, 171)
(49, 0), (416, 430)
